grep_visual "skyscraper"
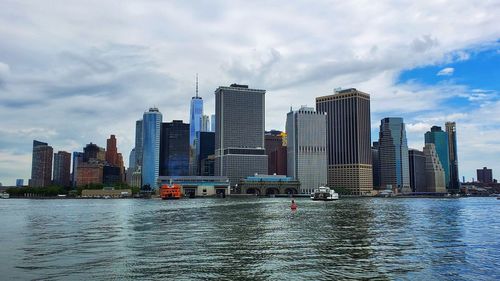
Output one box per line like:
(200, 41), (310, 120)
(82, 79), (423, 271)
(286, 106), (327, 194)
(423, 143), (446, 193)
(196, 131), (215, 175)
(316, 88), (373, 195)
(215, 84), (268, 187)
(425, 126), (450, 189)
(378, 117), (410, 193)
(129, 148), (136, 170)
(189, 75), (204, 175)
(30, 140), (53, 187)
(201, 115), (210, 132)
(72, 152), (84, 187)
(210, 114), (216, 132)
(409, 149), (426, 192)
(371, 142), (380, 189)
(142, 107), (162, 189)
(135, 120), (143, 168)
(105, 135), (118, 166)
(446, 122), (460, 193)
(53, 151), (71, 187)
(160, 120), (190, 176)
(265, 131), (287, 176)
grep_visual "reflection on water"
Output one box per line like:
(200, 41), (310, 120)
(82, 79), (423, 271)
(1, 197), (499, 280)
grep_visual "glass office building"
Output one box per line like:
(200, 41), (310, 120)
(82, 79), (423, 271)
(142, 108), (162, 189)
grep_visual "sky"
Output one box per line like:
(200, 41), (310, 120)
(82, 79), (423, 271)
(0, 1), (499, 186)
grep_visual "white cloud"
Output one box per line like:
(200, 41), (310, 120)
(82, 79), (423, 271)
(437, 67), (455, 76)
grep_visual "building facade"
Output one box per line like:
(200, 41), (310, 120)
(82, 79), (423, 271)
(72, 152), (84, 187)
(477, 167), (493, 183)
(30, 140), (53, 187)
(286, 106), (327, 194)
(423, 144), (446, 193)
(214, 84), (268, 187)
(196, 131), (215, 175)
(142, 108), (162, 189)
(53, 151), (71, 187)
(160, 120), (190, 177)
(445, 122), (460, 193)
(238, 175), (300, 195)
(316, 88), (373, 195)
(372, 142), (380, 189)
(265, 131), (287, 176)
(378, 117), (410, 193)
(105, 135), (118, 166)
(135, 119), (143, 168)
(409, 149), (426, 192)
(425, 126), (450, 189)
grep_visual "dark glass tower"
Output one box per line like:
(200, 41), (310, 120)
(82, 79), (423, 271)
(446, 122), (460, 193)
(316, 88), (373, 195)
(215, 84), (268, 187)
(409, 149), (426, 192)
(196, 131), (215, 175)
(160, 120), (190, 176)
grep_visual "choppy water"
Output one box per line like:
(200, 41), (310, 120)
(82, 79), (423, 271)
(1, 197), (499, 280)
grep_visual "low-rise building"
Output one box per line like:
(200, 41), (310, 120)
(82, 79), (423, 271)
(238, 174), (300, 195)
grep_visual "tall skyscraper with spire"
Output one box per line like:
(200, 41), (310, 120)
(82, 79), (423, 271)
(189, 74), (204, 175)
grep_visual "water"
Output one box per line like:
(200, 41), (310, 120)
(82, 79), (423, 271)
(1, 197), (499, 280)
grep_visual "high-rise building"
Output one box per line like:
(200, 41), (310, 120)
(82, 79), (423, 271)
(16, 179), (24, 187)
(265, 131), (287, 176)
(72, 152), (84, 187)
(135, 120), (143, 168)
(30, 140), (53, 187)
(445, 122), (460, 193)
(76, 162), (103, 186)
(83, 143), (102, 162)
(477, 167), (493, 183)
(423, 144), (446, 193)
(53, 151), (71, 187)
(371, 142), (380, 189)
(378, 117), (410, 193)
(316, 88), (373, 195)
(160, 120), (190, 176)
(196, 131), (215, 175)
(425, 126), (450, 189)
(211, 114), (216, 132)
(286, 106), (327, 194)
(189, 76), (204, 175)
(129, 148), (136, 170)
(201, 115), (210, 132)
(409, 149), (426, 192)
(215, 84), (268, 187)
(142, 107), (162, 189)
(105, 135), (118, 166)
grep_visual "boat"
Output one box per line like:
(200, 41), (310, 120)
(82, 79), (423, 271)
(311, 186), (339, 201)
(1, 192), (10, 199)
(160, 184), (182, 200)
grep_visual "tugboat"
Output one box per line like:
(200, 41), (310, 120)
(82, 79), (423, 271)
(160, 184), (182, 200)
(311, 186), (339, 201)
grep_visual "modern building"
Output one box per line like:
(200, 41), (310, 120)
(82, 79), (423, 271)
(423, 144), (446, 193)
(142, 107), (162, 189)
(189, 76), (204, 175)
(378, 117), (410, 193)
(214, 84), (268, 187)
(129, 148), (136, 171)
(200, 155), (215, 176)
(425, 126), (450, 189)
(371, 142), (380, 189)
(135, 119), (143, 168)
(477, 167), (493, 183)
(30, 140), (53, 187)
(72, 152), (84, 187)
(316, 88), (373, 195)
(196, 131), (215, 175)
(238, 174), (301, 195)
(160, 120), (190, 177)
(53, 151), (71, 187)
(445, 122), (460, 193)
(158, 176), (230, 197)
(103, 165), (122, 185)
(16, 179), (24, 187)
(201, 115), (210, 132)
(286, 106), (327, 194)
(409, 149), (426, 192)
(265, 131), (287, 176)
(211, 114), (216, 132)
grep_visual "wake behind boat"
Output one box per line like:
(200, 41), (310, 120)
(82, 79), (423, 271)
(311, 186), (339, 201)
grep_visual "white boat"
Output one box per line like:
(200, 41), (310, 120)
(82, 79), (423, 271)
(1, 192), (10, 199)
(311, 186), (339, 201)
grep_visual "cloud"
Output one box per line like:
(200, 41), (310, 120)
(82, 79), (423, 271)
(437, 67), (455, 76)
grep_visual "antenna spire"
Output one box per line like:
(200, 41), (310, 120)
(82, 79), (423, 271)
(195, 73), (199, 98)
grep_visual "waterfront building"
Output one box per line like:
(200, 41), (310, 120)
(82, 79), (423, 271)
(142, 108), (162, 189)
(238, 174), (300, 195)
(53, 151), (71, 187)
(30, 140), (53, 187)
(135, 120), (143, 168)
(286, 106), (327, 194)
(378, 117), (410, 193)
(158, 176), (230, 197)
(445, 122), (460, 193)
(72, 152), (84, 187)
(16, 179), (24, 187)
(196, 131), (215, 175)
(316, 88), (373, 195)
(477, 167), (493, 183)
(265, 131), (287, 176)
(214, 84), (267, 186)
(160, 120), (190, 177)
(211, 114), (216, 132)
(105, 135), (118, 166)
(423, 144), (446, 193)
(425, 126), (450, 189)
(372, 142), (380, 189)
(200, 155), (215, 176)
(409, 149), (426, 192)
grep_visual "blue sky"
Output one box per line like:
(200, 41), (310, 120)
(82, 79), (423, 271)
(0, 1), (499, 185)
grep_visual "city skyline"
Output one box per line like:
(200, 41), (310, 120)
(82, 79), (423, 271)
(1, 1), (499, 185)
